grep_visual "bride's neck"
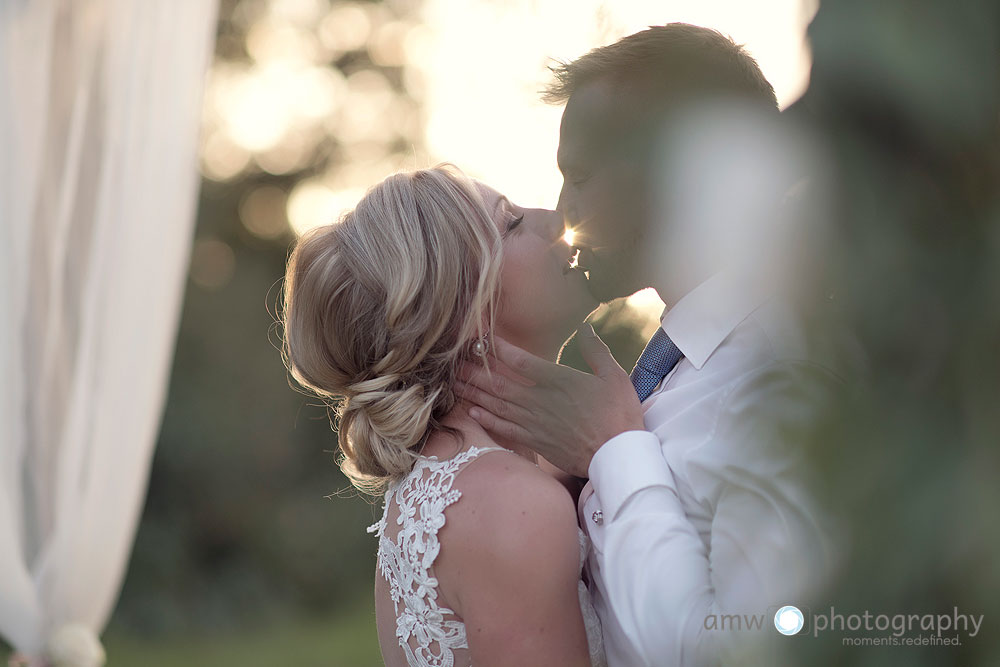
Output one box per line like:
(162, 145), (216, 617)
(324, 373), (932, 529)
(428, 331), (567, 465)
(434, 400), (539, 466)
(496, 329), (567, 366)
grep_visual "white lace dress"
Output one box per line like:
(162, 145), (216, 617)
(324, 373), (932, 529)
(367, 445), (607, 667)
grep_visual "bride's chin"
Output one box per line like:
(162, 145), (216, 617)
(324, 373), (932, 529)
(512, 290), (599, 360)
(554, 303), (600, 348)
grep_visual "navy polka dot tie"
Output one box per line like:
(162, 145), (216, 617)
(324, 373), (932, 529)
(630, 328), (684, 402)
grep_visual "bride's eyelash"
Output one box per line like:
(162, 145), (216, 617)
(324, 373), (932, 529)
(503, 213), (524, 238)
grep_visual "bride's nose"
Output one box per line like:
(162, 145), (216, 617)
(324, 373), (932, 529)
(536, 208), (566, 244)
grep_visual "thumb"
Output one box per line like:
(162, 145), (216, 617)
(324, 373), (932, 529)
(576, 323), (623, 378)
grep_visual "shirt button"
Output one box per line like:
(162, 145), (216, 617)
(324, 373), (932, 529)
(591, 510), (604, 526)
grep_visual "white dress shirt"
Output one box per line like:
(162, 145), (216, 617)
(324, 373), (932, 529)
(579, 271), (845, 666)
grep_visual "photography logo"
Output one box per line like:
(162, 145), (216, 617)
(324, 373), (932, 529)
(774, 605), (805, 636)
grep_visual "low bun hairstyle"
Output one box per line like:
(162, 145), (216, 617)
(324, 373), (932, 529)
(281, 165), (502, 494)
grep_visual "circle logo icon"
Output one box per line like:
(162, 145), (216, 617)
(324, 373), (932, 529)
(774, 605), (804, 635)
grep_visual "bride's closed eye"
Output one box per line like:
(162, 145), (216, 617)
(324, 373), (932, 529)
(503, 212), (524, 239)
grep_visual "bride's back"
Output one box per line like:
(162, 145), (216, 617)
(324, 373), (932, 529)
(370, 436), (580, 667)
(370, 444), (499, 667)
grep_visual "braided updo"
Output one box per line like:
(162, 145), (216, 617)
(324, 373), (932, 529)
(281, 166), (502, 494)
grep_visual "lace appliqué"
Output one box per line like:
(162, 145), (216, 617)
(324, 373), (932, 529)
(577, 529), (608, 667)
(367, 446), (506, 667)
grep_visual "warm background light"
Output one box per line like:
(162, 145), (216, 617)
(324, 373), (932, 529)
(420, 0), (817, 211)
(197, 0), (818, 316)
(200, 0), (816, 231)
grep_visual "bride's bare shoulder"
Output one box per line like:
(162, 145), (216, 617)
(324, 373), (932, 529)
(431, 446), (583, 631)
(439, 448), (578, 553)
(453, 447), (573, 514)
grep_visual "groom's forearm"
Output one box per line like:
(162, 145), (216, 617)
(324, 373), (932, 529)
(587, 430), (672, 519)
(584, 432), (719, 664)
(594, 482), (722, 666)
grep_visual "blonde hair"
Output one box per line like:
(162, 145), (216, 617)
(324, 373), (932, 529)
(281, 165), (502, 494)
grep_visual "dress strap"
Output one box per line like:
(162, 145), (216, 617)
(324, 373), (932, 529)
(366, 443), (518, 667)
(458, 444), (510, 460)
(416, 444), (513, 470)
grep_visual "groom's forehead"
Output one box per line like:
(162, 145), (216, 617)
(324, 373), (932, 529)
(558, 80), (629, 162)
(561, 82), (615, 134)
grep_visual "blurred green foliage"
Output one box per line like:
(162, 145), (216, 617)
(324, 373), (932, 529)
(782, 0), (1000, 665)
(104, 598), (380, 667)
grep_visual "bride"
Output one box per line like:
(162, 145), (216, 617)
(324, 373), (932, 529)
(281, 165), (606, 666)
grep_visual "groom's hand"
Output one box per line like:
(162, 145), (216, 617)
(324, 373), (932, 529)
(455, 324), (644, 478)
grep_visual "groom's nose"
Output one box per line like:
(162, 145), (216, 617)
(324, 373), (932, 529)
(556, 184), (570, 219)
(556, 183), (576, 227)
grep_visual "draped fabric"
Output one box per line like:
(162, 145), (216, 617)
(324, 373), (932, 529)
(0, 0), (217, 663)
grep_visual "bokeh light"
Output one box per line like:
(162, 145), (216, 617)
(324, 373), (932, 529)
(189, 238), (237, 290)
(418, 0), (816, 210)
(239, 185), (290, 240)
(201, 0), (816, 239)
(198, 0), (818, 324)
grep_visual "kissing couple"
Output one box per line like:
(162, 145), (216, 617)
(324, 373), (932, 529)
(282, 22), (839, 667)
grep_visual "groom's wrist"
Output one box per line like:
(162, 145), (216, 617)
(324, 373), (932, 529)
(588, 430), (673, 522)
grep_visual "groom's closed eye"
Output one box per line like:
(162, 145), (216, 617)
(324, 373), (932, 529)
(557, 157), (590, 187)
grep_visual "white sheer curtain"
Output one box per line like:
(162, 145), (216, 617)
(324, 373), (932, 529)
(0, 1), (217, 665)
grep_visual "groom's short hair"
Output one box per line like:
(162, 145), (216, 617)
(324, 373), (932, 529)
(543, 23), (778, 112)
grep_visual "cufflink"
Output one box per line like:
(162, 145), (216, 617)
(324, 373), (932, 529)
(591, 510), (603, 526)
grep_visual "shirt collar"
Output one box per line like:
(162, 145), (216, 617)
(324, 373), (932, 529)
(659, 270), (772, 370)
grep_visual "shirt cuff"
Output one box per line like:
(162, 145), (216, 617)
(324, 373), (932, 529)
(588, 430), (676, 522)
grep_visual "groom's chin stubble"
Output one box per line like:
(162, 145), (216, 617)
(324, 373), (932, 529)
(585, 246), (652, 304)
(586, 269), (647, 305)
(587, 280), (627, 306)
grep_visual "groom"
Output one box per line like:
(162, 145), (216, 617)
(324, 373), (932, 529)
(457, 24), (841, 666)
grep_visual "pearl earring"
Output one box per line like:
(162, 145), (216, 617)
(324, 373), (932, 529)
(472, 333), (490, 357)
